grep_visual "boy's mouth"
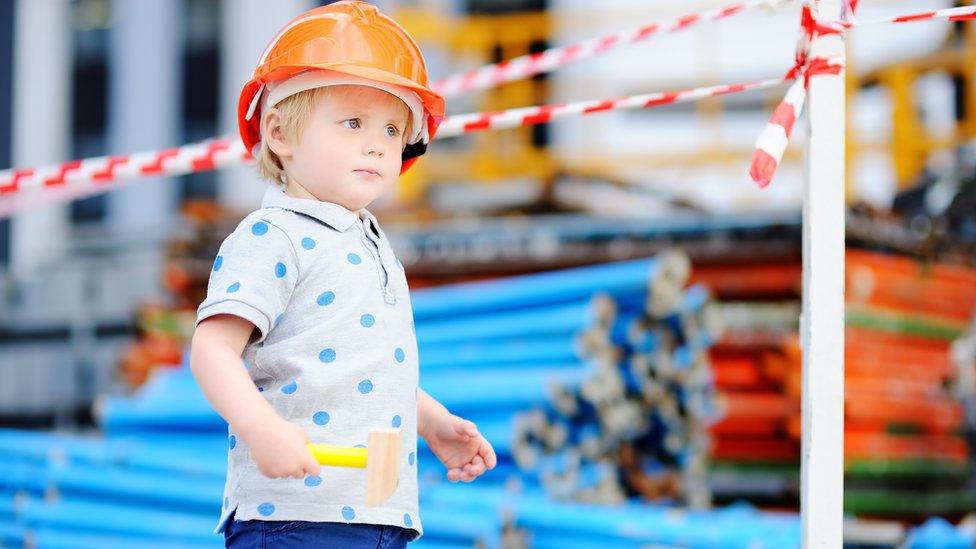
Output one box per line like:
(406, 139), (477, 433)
(353, 168), (381, 178)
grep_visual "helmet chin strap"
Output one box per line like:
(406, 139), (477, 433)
(245, 84), (265, 122)
(402, 140), (428, 162)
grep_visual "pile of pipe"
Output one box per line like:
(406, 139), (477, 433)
(499, 253), (720, 507)
(408, 250), (718, 505)
(0, 253), (804, 549)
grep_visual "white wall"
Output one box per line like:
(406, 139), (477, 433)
(10, 0), (72, 279)
(107, 0), (182, 233)
(217, 0), (314, 213)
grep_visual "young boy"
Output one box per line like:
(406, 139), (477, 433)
(190, 2), (496, 547)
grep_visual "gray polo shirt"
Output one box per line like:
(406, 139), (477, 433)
(196, 186), (421, 538)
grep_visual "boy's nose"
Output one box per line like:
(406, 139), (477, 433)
(363, 135), (385, 157)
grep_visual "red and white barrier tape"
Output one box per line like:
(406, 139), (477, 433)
(748, 0), (851, 188)
(840, 4), (975, 28)
(750, 1), (976, 188)
(431, 0), (788, 97)
(436, 78), (785, 138)
(0, 139), (248, 202)
(1, 0), (973, 215)
(0, 77), (787, 216)
(749, 55), (843, 188)
(750, 78), (807, 189)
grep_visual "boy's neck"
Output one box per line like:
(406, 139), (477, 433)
(282, 181), (364, 217)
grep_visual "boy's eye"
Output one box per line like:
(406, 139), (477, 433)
(342, 118), (361, 129)
(386, 125), (400, 138)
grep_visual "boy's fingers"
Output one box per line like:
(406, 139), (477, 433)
(465, 461), (485, 477)
(454, 418), (478, 437)
(306, 457), (322, 477)
(480, 439), (498, 469)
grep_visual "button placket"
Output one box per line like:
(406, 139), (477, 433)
(359, 218), (396, 304)
(366, 215), (402, 306)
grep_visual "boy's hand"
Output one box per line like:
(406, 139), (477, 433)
(424, 414), (497, 482)
(246, 417), (321, 480)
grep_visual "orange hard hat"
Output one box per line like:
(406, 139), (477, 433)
(238, 0), (445, 174)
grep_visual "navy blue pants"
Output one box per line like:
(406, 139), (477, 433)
(224, 510), (414, 548)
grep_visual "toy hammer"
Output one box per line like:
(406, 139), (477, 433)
(307, 428), (401, 506)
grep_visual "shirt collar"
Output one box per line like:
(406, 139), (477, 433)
(261, 186), (360, 232)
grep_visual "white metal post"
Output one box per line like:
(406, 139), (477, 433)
(801, 0), (846, 547)
(10, 0), (71, 279)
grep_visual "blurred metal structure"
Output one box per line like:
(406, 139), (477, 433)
(396, 1), (976, 212)
(852, 7), (976, 190)
(393, 6), (556, 203)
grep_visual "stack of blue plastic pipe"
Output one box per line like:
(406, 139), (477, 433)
(905, 517), (976, 549)
(0, 254), (883, 547)
(0, 426), (809, 548)
(504, 251), (719, 508)
(411, 255), (688, 485)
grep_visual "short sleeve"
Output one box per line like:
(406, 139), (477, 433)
(196, 217), (299, 344)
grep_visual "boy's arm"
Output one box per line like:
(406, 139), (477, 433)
(417, 386), (498, 481)
(190, 314), (320, 479)
(190, 314), (279, 431)
(417, 387), (452, 439)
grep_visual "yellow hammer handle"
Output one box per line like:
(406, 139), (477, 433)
(307, 443), (367, 468)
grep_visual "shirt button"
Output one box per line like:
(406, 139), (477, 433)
(384, 289), (396, 305)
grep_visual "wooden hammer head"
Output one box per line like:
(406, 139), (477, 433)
(365, 428), (401, 507)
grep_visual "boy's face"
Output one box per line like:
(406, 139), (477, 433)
(281, 86), (410, 211)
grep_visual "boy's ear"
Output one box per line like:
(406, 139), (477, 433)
(262, 108), (292, 158)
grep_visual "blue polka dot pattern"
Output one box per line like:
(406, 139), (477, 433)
(227, 282), (241, 293)
(347, 253), (362, 265)
(317, 291), (335, 306)
(392, 415), (401, 428)
(342, 506), (356, 521)
(313, 411), (330, 426)
(281, 381), (298, 394)
(394, 348), (405, 363)
(213, 256), (223, 272)
(319, 349), (336, 363)
(358, 380), (373, 394)
(408, 452), (415, 466)
(229, 435), (237, 450)
(304, 475), (322, 487)
(360, 314), (375, 328)
(275, 262), (287, 278)
(258, 502), (275, 516)
(251, 221), (269, 236)
(403, 514), (413, 528)
(301, 237), (316, 250)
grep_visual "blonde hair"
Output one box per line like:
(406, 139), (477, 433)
(256, 85), (414, 184)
